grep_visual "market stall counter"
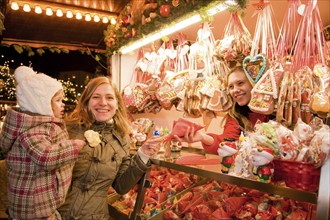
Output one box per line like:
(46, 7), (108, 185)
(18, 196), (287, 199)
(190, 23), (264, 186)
(108, 146), (328, 220)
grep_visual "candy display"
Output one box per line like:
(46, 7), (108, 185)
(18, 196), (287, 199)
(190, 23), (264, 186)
(163, 180), (315, 220)
(109, 167), (199, 218)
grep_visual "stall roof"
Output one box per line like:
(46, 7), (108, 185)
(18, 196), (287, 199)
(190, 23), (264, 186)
(1, 0), (329, 53)
(1, 0), (130, 51)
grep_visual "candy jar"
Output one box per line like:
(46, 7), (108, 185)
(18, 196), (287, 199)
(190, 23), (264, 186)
(217, 141), (238, 173)
(249, 146), (274, 183)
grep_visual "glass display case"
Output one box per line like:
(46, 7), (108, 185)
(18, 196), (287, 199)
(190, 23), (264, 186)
(108, 147), (329, 220)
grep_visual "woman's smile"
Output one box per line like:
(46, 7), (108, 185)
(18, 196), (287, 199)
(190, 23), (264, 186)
(88, 84), (118, 122)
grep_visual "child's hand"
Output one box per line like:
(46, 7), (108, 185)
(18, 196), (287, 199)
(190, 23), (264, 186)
(73, 140), (86, 150)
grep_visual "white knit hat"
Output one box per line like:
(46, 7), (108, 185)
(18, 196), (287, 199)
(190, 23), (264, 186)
(14, 66), (63, 116)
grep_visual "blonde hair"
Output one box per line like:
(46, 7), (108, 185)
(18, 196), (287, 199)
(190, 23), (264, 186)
(224, 66), (253, 131)
(66, 77), (131, 137)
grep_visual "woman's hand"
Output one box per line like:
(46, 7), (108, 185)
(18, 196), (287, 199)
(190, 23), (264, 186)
(140, 136), (164, 157)
(173, 125), (204, 143)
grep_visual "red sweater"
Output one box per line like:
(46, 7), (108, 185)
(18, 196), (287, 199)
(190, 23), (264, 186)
(202, 112), (269, 154)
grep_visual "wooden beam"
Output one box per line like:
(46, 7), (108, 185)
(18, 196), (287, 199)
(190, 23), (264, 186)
(1, 38), (106, 53)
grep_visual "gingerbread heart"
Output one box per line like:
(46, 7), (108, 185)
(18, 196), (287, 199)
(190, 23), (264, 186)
(243, 54), (268, 85)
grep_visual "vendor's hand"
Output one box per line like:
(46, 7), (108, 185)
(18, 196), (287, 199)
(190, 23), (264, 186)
(173, 126), (204, 143)
(140, 136), (164, 157)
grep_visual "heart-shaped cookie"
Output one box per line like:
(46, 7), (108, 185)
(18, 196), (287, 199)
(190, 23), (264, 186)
(243, 54), (268, 85)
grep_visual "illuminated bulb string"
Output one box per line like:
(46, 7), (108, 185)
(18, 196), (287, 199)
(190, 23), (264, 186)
(10, 1), (116, 24)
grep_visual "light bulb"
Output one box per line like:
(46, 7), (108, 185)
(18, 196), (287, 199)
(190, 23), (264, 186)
(85, 13), (91, 21)
(93, 15), (100, 22)
(56, 9), (63, 17)
(102, 17), (109, 23)
(11, 2), (19, 10)
(66, 10), (73, 18)
(76, 12), (82, 20)
(35, 6), (42, 14)
(23, 3), (31, 12)
(46, 7), (53, 16)
(111, 17), (116, 25)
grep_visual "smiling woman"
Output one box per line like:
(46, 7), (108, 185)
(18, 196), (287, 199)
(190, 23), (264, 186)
(59, 76), (163, 220)
(174, 66), (269, 155)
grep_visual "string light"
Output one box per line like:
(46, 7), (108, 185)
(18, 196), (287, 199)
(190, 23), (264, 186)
(9, 0), (116, 24)
(56, 9), (63, 17)
(66, 10), (73, 18)
(23, 3), (30, 12)
(102, 17), (109, 24)
(110, 17), (116, 25)
(85, 13), (91, 22)
(11, 2), (19, 10)
(35, 5), (42, 14)
(76, 12), (82, 20)
(46, 7), (53, 16)
(93, 15), (100, 22)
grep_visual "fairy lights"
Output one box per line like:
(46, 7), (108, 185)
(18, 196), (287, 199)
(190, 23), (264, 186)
(10, 0), (117, 24)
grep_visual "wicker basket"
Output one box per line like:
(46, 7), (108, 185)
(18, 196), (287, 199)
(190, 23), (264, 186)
(273, 159), (321, 192)
(273, 159), (285, 181)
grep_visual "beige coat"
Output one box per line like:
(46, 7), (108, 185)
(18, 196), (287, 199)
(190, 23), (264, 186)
(59, 122), (150, 220)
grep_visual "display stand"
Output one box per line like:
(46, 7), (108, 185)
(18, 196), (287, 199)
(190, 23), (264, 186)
(109, 147), (329, 220)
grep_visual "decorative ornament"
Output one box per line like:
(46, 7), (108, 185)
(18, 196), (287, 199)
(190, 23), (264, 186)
(217, 141), (238, 173)
(252, 0), (270, 12)
(243, 54), (267, 85)
(249, 146), (274, 183)
(121, 15), (130, 27)
(124, 32), (132, 39)
(172, 0), (180, 7)
(160, 4), (171, 17)
(142, 0), (158, 25)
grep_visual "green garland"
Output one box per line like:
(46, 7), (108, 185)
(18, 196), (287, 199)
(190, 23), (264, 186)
(104, 0), (247, 57)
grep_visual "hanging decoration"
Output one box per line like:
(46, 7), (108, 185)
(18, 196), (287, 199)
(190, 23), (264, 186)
(291, 0), (330, 71)
(276, 0), (301, 65)
(249, 0), (278, 62)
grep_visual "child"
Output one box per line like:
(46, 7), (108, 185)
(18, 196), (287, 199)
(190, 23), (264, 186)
(0, 66), (85, 220)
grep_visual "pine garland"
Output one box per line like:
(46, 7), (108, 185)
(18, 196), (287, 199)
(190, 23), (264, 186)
(104, 0), (247, 56)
